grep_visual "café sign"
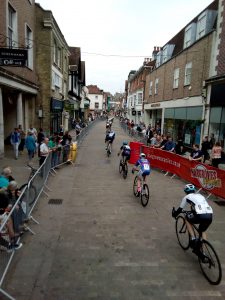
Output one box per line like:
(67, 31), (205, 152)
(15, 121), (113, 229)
(0, 48), (28, 66)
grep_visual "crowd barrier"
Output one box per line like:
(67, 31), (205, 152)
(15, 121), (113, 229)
(119, 120), (147, 144)
(0, 120), (96, 300)
(128, 141), (225, 200)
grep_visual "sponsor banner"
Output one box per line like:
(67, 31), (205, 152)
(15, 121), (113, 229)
(141, 146), (225, 200)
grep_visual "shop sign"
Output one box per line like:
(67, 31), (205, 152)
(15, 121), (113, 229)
(151, 103), (160, 108)
(0, 48), (27, 66)
(51, 98), (64, 111)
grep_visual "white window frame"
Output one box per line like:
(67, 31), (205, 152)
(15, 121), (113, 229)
(173, 68), (180, 89)
(25, 24), (33, 69)
(8, 4), (17, 48)
(184, 62), (192, 86)
(134, 95), (137, 106)
(137, 92), (142, 104)
(196, 12), (206, 40)
(149, 81), (153, 95)
(162, 46), (168, 63)
(155, 78), (159, 95)
(184, 25), (192, 48)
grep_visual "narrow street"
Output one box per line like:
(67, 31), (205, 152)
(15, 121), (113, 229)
(4, 118), (225, 300)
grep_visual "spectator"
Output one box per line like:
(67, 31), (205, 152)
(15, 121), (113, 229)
(1, 167), (14, 183)
(175, 137), (184, 155)
(48, 136), (58, 167)
(75, 123), (81, 136)
(61, 131), (72, 162)
(25, 131), (36, 165)
(39, 137), (51, 166)
(201, 136), (211, 162)
(154, 135), (162, 148)
(161, 137), (176, 152)
(211, 142), (223, 168)
(58, 124), (64, 137)
(18, 125), (26, 154)
(189, 144), (203, 162)
(150, 133), (157, 146)
(209, 133), (216, 149)
(0, 171), (9, 189)
(28, 125), (37, 142)
(160, 135), (168, 148)
(37, 128), (45, 157)
(10, 128), (21, 160)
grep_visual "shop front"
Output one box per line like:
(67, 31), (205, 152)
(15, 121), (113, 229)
(164, 106), (203, 147)
(50, 98), (64, 134)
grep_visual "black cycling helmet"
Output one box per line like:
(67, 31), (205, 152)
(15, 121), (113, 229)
(123, 141), (128, 145)
(184, 184), (196, 194)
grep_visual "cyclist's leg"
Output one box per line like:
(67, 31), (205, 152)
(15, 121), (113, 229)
(198, 214), (213, 240)
(137, 170), (142, 192)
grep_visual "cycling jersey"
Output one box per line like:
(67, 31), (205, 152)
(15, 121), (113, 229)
(135, 158), (151, 176)
(120, 145), (131, 157)
(105, 131), (115, 142)
(180, 193), (213, 215)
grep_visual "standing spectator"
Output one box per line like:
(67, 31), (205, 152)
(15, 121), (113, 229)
(37, 128), (45, 157)
(10, 128), (21, 160)
(75, 123), (81, 136)
(150, 133), (157, 146)
(28, 125), (37, 142)
(209, 133), (216, 149)
(175, 136), (184, 155)
(48, 136), (58, 167)
(160, 135), (168, 148)
(25, 131), (36, 165)
(154, 135), (162, 148)
(18, 125), (26, 154)
(211, 142), (223, 168)
(58, 124), (64, 137)
(39, 138), (51, 166)
(161, 137), (176, 152)
(201, 136), (211, 162)
(61, 131), (72, 162)
(189, 144), (203, 162)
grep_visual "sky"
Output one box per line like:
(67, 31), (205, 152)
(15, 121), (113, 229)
(36, 0), (213, 95)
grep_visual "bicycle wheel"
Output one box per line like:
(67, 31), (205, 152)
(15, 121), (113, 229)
(119, 160), (123, 174)
(175, 216), (190, 250)
(141, 183), (149, 207)
(123, 163), (128, 179)
(198, 240), (222, 285)
(133, 176), (139, 197)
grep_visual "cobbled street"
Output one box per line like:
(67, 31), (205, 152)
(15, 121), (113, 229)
(4, 119), (225, 300)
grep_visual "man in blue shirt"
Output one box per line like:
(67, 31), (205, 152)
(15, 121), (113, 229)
(161, 137), (176, 152)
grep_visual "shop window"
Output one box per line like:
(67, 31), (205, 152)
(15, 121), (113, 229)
(174, 107), (186, 120)
(165, 108), (174, 118)
(173, 68), (180, 89)
(184, 62), (192, 86)
(186, 106), (202, 120)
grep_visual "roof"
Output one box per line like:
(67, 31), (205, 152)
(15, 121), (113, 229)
(87, 85), (103, 95)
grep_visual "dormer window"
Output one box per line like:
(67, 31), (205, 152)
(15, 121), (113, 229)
(156, 51), (162, 68)
(162, 44), (175, 63)
(196, 11), (207, 39)
(183, 23), (197, 49)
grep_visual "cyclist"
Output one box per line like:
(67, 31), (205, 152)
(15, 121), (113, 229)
(132, 153), (151, 194)
(117, 141), (131, 163)
(105, 129), (115, 153)
(172, 184), (213, 255)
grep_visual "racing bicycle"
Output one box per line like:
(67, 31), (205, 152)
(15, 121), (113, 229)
(119, 156), (128, 179)
(106, 142), (112, 157)
(173, 209), (222, 285)
(132, 171), (149, 207)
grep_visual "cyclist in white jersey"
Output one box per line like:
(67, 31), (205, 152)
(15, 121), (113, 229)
(172, 184), (213, 249)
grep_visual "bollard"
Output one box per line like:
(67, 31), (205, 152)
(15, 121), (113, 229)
(68, 142), (77, 162)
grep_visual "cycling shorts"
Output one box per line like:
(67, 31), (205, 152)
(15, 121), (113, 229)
(138, 169), (150, 178)
(186, 212), (213, 233)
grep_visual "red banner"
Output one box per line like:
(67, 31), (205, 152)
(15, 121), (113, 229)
(130, 145), (225, 199)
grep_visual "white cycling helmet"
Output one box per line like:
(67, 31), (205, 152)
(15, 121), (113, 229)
(140, 153), (146, 158)
(184, 184), (196, 194)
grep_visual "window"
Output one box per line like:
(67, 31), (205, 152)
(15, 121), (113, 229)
(196, 12), (206, 39)
(8, 4), (17, 48)
(137, 93), (142, 104)
(173, 68), (179, 89)
(52, 71), (62, 92)
(134, 95), (137, 105)
(184, 62), (192, 85)
(95, 102), (99, 109)
(53, 40), (57, 64)
(184, 25), (192, 48)
(57, 47), (61, 67)
(95, 95), (98, 99)
(25, 25), (33, 69)
(155, 78), (159, 94)
(149, 81), (153, 95)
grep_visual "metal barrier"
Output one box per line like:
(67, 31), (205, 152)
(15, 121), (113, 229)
(119, 119), (147, 144)
(0, 119), (96, 300)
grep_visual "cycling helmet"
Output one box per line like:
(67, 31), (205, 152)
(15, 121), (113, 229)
(140, 153), (146, 158)
(184, 184), (196, 194)
(123, 141), (128, 145)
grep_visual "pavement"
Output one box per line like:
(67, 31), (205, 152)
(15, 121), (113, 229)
(1, 119), (225, 300)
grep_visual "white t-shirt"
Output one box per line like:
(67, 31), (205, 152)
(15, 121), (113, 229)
(180, 193), (213, 214)
(40, 143), (49, 157)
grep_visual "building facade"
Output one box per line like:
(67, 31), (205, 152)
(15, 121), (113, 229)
(35, 3), (70, 134)
(0, 0), (38, 157)
(144, 0), (218, 148)
(87, 85), (104, 114)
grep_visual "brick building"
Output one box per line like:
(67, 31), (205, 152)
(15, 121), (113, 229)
(35, 3), (70, 134)
(0, 0), (38, 157)
(144, 0), (219, 148)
